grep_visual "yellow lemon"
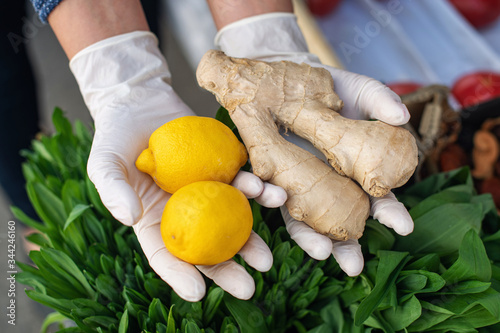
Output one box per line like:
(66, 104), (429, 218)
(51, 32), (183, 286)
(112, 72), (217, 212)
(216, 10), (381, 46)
(136, 116), (247, 193)
(161, 181), (253, 265)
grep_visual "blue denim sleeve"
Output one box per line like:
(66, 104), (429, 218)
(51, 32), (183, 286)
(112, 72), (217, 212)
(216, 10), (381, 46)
(30, 0), (65, 23)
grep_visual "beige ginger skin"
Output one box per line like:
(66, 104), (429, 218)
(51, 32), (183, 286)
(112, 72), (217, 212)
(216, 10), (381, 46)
(196, 50), (418, 240)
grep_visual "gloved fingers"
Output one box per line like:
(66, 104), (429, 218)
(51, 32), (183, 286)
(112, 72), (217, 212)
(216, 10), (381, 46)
(134, 221), (206, 302)
(332, 239), (364, 277)
(232, 171), (287, 208)
(254, 183), (287, 208)
(231, 171), (264, 198)
(87, 151), (143, 226)
(238, 231), (273, 272)
(370, 192), (414, 236)
(197, 260), (255, 300)
(326, 68), (411, 126)
(280, 206), (333, 260)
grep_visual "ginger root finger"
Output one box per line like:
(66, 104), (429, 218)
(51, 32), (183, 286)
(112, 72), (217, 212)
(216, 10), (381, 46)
(197, 50), (418, 197)
(233, 102), (369, 241)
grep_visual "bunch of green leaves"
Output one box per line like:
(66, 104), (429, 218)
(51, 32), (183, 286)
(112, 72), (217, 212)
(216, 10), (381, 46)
(14, 109), (346, 332)
(14, 108), (500, 332)
(216, 107), (500, 332)
(323, 166), (500, 332)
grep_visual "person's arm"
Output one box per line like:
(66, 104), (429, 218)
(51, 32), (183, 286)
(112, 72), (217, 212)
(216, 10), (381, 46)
(32, 0), (285, 302)
(47, 0), (149, 59)
(206, 0), (293, 29)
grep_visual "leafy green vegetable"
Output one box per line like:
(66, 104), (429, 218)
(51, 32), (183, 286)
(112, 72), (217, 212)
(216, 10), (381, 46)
(14, 108), (500, 332)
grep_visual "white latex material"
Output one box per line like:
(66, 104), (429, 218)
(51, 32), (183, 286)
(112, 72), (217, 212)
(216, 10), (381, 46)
(216, 13), (410, 125)
(216, 13), (414, 276)
(70, 31), (285, 301)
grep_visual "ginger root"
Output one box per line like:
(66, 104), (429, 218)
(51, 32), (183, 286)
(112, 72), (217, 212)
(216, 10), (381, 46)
(196, 50), (418, 240)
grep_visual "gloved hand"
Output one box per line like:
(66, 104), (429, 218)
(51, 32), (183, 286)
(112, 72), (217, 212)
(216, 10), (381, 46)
(215, 13), (414, 276)
(70, 31), (286, 301)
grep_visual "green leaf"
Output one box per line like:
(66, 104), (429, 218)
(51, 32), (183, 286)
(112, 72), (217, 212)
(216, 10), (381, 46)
(26, 290), (75, 318)
(394, 203), (482, 255)
(220, 317), (239, 333)
(10, 205), (47, 232)
(118, 309), (129, 333)
(340, 275), (372, 306)
(156, 323), (168, 333)
(32, 139), (56, 164)
(28, 251), (82, 298)
(24, 232), (51, 248)
(27, 181), (67, 227)
(282, 259), (315, 291)
(215, 107), (236, 130)
(404, 253), (440, 272)
(21, 160), (41, 183)
(52, 327), (84, 333)
(16, 269), (48, 294)
(407, 301), (454, 332)
(272, 241), (291, 268)
(144, 277), (170, 300)
(292, 287), (319, 311)
(72, 299), (114, 317)
(303, 267), (325, 290)
(408, 185), (473, 221)
(426, 291), (500, 331)
(184, 319), (203, 333)
(223, 293), (269, 333)
(315, 278), (344, 302)
(74, 119), (93, 145)
(398, 267), (446, 293)
(402, 167), (473, 201)
(382, 295), (422, 331)
(166, 305), (176, 333)
(123, 286), (150, 306)
(355, 251), (410, 326)
(360, 219), (396, 255)
(439, 280), (492, 295)
(471, 193), (499, 227)
(441, 230), (492, 284)
(61, 179), (85, 212)
(82, 214), (108, 246)
(438, 288), (500, 319)
(203, 287), (224, 324)
(82, 315), (118, 329)
(52, 107), (74, 138)
(95, 274), (120, 303)
(114, 233), (133, 259)
(99, 254), (115, 277)
(315, 298), (346, 333)
(40, 248), (95, 298)
(398, 273), (428, 292)
(148, 298), (169, 326)
(40, 311), (70, 333)
(85, 176), (112, 219)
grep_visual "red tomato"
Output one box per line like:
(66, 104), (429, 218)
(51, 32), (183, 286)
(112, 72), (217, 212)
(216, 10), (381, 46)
(386, 82), (423, 96)
(451, 72), (500, 107)
(306, 0), (342, 17)
(448, 0), (500, 29)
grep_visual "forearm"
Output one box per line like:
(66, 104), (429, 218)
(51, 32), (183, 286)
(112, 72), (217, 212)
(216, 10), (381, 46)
(206, 0), (293, 30)
(47, 0), (149, 59)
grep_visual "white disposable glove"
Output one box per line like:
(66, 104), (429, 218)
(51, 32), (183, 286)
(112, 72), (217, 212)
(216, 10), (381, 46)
(70, 31), (286, 301)
(216, 13), (414, 276)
